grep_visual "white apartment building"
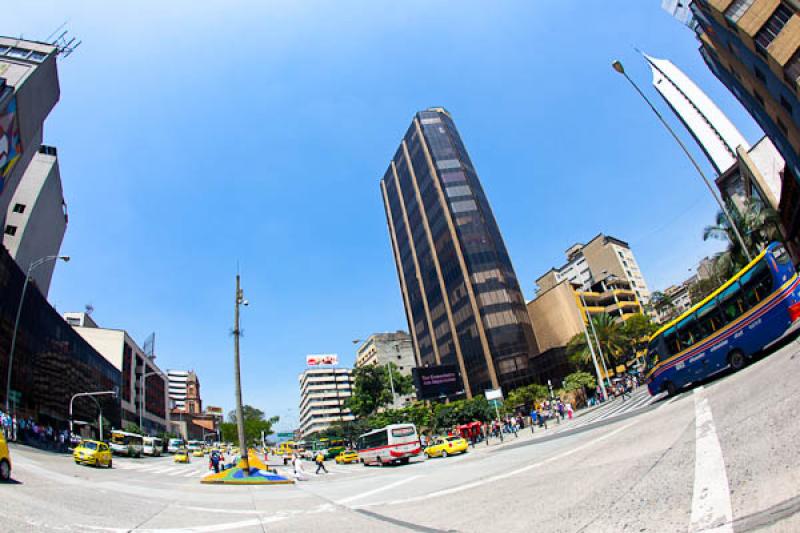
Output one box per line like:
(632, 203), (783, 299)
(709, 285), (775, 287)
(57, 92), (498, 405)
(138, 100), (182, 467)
(298, 367), (354, 439)
(537, 234), (652, 305)
(3, 145), (67, 296)
(64, 312), (169, 435)
(167, 370), (189, 411)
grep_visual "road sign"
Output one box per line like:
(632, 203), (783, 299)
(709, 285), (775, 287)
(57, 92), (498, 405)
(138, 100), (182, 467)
(276, 432), (294, 439)
(8, 389), (21, 403)
(485, 388), (503, 401)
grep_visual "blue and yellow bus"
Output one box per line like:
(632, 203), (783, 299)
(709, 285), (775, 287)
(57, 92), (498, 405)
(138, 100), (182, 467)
(646, 242), (800, 396)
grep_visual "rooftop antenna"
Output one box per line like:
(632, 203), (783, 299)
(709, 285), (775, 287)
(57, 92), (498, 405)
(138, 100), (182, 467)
(45, 20), (70, 43)
(52, 30), (82, 58)
(84, 303), (94, 315)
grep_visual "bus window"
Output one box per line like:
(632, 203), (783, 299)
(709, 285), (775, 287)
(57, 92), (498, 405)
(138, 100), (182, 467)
(772, 243), (791, 265)
(718, 281), (744, 323)
(695, 301), (722, 338)
(663, 329), (680, 355)
(742, 265), (774, 306)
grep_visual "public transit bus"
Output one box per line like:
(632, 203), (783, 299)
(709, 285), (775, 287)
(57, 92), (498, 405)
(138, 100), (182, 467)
(167, 438), (185, 453)
(143, 437), (162, 456)
(646, 242), (800, 396)
(109, 431), (144, 457)
(356, 424), (420, 466)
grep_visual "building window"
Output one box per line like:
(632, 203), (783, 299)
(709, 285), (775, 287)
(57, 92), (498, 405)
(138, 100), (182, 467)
(7, 47), (31, 59)
(755, 66), (767, 83)
(12, 203), (25, 214)
(754, 89), (765, 106)
(4, 225), (17, 236)
(781, 94), (793, 114)
(754, 3), (794, 57)
(725, 0), (755, 24)
(784, 49), (800, 87)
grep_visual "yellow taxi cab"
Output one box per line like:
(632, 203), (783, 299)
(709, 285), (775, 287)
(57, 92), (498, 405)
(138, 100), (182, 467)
(335, 450), (359, 464)
(0, 432), (11, 481)
(192, 448), (205, 458)
(174, 448), (190, 463)
(73, 440), (113, 468)
(424, 436), (468, 458)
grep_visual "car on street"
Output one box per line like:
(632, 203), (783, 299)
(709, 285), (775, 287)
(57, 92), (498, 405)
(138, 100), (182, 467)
(73, 440), (113, 468)
(335, 450), (359, 464)
(424, 436), (468, 458)
(191, 449), (205, 458)
(0, 432), (11, 481)
(174, 449), (190, 463)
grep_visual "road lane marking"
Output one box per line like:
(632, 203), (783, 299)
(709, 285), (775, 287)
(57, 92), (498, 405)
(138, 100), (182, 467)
(359, 419), (637, 508)
(689, 387), (733, 533)
(336, 475), (420, 504)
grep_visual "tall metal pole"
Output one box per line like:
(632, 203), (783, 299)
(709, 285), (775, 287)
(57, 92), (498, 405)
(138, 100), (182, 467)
(612, 60), (752, 261)
(233, 274), (250, 473)
(582, 294), (611, 386)
(578, 294), (608, 401)
(6, 255), (69, 413)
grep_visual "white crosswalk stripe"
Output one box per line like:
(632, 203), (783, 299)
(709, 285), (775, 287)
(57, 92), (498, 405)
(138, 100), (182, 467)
(554, 388), (661, 433)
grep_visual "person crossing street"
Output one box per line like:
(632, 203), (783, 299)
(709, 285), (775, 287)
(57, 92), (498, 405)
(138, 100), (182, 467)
(314, 451), (328, 474)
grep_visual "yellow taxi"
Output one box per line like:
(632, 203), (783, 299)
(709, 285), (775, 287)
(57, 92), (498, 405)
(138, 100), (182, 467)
(424, 436), (468, 458)
(73, 440), (113, 468)
(191, 448), (205, 458)
(174, 448), (190, 463)
(0, 432), (11, 481)
(335, 450), (359, 464)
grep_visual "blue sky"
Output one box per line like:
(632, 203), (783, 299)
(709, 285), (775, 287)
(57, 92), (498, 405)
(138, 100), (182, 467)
(3, 1), (764, 431)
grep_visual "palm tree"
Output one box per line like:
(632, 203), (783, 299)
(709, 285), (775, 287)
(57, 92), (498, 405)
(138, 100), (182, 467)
(703, 199), (782, 272)
(566, 313), (627, 371)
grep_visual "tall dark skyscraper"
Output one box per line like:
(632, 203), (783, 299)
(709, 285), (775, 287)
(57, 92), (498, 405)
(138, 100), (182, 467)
(380, 107), (538, 397)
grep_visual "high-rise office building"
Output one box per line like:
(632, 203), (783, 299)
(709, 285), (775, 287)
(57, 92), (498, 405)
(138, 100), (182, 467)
(645, 53), (750, 174)
(3, 145), (67, 296)
(380, 107), (538, 397)
(686, 1), (800, 255)
(0, 38), (60, 224)
(298, 367), (353, 439)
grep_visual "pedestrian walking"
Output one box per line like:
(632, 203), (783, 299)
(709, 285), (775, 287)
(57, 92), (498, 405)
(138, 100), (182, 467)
(566, 402), (574, 420)
(314, 451), (328, 474)
(210, 450), (221, 473)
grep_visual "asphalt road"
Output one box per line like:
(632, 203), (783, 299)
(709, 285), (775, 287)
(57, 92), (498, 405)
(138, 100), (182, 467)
(3, 338), (800, 532)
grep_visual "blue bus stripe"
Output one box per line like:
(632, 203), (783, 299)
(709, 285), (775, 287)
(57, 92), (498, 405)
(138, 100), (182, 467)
(651, 273), (799, 380)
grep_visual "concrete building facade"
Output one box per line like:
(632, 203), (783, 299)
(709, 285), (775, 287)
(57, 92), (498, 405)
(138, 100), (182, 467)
(536, 234), (652, 306)
(0, 38), (60, 226)
(717, 135), (785, 211)
(687, 0), (800, 256)
(64, 312), (169, 435)
(298, 367), (354, 439)
(167, 369), (189, 411)
(3, 145), (66, 296)
(380, 107), (538, 398)
(354, 331), (416, 375)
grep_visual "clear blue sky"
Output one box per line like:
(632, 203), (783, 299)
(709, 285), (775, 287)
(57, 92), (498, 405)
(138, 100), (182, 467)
(4, 1), (764, 431)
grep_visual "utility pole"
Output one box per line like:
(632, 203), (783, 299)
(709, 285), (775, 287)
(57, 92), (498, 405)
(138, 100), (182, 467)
(233, 274), (250, 473)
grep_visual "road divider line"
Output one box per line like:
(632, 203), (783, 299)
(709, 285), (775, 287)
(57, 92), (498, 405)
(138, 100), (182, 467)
(689, 386), (733, 533)
(336, 475), (420, 504)
(358, 419), (637, 508)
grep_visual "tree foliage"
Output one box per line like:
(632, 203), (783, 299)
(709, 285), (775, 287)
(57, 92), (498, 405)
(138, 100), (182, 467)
(346, 363), (413, 418)
(506, 383), (549, 411)
(221, 404), (278, 445)
(566, 313), (658, 373)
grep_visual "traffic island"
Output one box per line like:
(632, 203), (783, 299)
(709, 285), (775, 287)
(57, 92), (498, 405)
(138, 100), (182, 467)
(201, 453), (294, 485)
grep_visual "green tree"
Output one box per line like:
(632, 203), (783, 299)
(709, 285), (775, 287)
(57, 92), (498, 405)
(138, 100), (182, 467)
(221, 405), (278, 446)
(505, 383), (549, 411)
(124, 422), (143, 435)
(649, 291), (675, 319)
(346, 363), (412, 418)
(703, 198), (782, 272)
(619, 312), (658, 358)
(563, 371), (596, 406)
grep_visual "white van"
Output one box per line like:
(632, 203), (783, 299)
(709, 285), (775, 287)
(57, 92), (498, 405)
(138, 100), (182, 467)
(143, 437), (163, 456)
(167, 438), (185, 453)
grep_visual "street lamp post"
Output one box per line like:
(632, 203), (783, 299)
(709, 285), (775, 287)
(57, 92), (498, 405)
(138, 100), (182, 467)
(577, 293), (609, 401)
(139, 370), (161, 434)
(233, 274), (250, 474)
(5, 255), (70, 413)
(611, 59), (752, 262)
(69, 390), (117, 439)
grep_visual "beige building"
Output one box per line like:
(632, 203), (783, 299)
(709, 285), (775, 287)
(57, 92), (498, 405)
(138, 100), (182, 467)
(536, 234), (651, 305)
(63, 311), (169, 435)
(526, 281), (585, 354)
(355, 331), (415, 375)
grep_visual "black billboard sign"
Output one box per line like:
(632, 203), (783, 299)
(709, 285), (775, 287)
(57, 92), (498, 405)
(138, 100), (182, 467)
(412, 365), (463, 400)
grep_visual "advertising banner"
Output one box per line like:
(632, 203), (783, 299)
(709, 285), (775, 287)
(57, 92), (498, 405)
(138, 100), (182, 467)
(412, 364), (463, 400)
(306, 353), (338, 366)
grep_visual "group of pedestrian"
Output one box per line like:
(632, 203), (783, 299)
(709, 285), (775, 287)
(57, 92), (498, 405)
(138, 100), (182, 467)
(208, 449), (226, 473)
(528, 399), (574, 433)
(0, 410), (70, 452)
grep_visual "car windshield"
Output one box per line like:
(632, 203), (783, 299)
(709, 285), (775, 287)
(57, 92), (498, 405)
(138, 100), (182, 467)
(81, 441), (98, 450)
(445, 437), (461, 442)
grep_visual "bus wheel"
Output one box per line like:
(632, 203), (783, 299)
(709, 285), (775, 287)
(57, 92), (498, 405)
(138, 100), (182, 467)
(665, 381), (678, 397)
(729, 350), (746, 371)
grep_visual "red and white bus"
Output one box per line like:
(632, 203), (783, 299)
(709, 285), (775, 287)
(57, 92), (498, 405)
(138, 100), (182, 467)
(356, 424), (421, 466)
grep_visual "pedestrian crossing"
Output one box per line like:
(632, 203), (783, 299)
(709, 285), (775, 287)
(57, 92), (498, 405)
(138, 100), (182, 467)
(556, 387), (662, 433)
(111, 459), (211, 478)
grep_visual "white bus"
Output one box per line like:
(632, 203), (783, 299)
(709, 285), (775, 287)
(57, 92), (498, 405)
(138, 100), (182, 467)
(167, 438), (185, 453)
(143, 437), (163, 456)
(186, 440), (205, 452)
(110, 431), (144, 457)
(356, 424), (420, 466)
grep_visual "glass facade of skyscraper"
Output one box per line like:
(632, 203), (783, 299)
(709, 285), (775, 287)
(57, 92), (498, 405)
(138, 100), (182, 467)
(381, 108), (538, 397)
